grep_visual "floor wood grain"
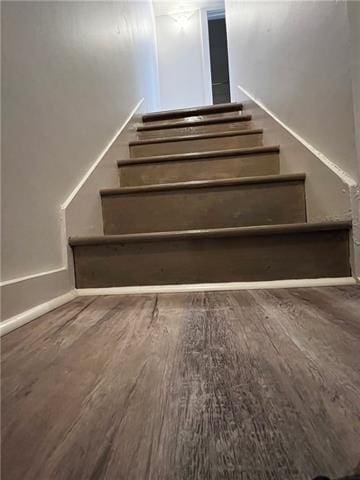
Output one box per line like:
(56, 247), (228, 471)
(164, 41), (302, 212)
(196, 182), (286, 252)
(1, 287), (360, 480)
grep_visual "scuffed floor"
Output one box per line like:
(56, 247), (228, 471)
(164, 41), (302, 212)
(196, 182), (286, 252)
(2, 286), (360, 479)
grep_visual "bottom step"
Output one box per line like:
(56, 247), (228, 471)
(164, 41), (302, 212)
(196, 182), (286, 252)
(69, 222), (351, 288)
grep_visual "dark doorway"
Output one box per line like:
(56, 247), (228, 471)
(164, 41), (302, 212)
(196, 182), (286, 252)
(207, 12), (231, 104)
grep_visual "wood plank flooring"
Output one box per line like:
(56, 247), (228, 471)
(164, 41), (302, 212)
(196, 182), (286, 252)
(1, 286), (360, 480)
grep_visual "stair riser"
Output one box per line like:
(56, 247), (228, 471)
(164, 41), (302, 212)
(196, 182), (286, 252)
(72, 230), (350, 288)
(119, 152), (280, 187)
(102, 181), (306, 235)
(137, 121), (253, 139)
(129, 133), (263, 158)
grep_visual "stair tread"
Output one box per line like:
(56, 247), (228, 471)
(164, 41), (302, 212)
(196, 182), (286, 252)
(143, 102), (243, 122)
(101, 173), (306, 196)
(138, 114), (252, 131)
(129, 128), (263, 146)
(118, 145), (280, 167)
(69, 221), (351, 246)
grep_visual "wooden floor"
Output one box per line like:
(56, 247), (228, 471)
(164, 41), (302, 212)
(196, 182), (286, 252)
(2, 287), (360, 480)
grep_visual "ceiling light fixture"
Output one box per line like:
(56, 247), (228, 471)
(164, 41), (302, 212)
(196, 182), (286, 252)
(169, 9), (196, 31)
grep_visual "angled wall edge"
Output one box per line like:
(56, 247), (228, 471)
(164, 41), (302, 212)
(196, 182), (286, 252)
(1, 99), (144, 326)
(236, 84), (360, 279)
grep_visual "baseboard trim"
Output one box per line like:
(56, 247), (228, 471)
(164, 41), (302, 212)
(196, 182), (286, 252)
(1, 98), (145, 291)
(76, 277), (356, 296)
(59, 97), (145, 267)
(0, 267), (67, 287)
(62, 97), (145, 210)
(0, 290), (77, 337)
(1, 100), (147, 336)
(237, 84), (360, 279)
(2, 277), (356, 336)
(236, 85), (356, 188)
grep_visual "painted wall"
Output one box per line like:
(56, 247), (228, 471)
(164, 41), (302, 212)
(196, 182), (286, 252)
(1, 0), (157, 281)
(155, 9), (210, 110)
(225, 0), (359, 181)
(225, 0), (360, 277)
(348, 1), (360, 173)
(1, 1), (158, 320)
(347, 1), (360, 277)
(154, 1), (225, 110)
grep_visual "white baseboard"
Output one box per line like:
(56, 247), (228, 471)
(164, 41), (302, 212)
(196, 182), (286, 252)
(76, 277), (356, 296)
(0, 290), (77, 337)
(2, 278), (356, 336)
(61, 97), (144, 211)
(237, 85), (356, 188)
(1, 99), (145, 334)
(237, 84), (360, 279)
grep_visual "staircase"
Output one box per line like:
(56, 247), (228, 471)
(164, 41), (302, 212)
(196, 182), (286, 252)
(69, 102), (351, 288)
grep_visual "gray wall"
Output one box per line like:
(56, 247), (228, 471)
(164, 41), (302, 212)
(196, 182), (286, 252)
(1, 0), (158, 283)
(225, 0), (359, 181)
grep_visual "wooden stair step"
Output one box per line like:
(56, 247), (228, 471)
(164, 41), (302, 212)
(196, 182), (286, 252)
(137, 122), (253, 140)
(100, 174), (306, 234)
(118, 145), (280, 186)
(138, 114), (252, 131)
(140, 111), (244, 128)
(119, 145), (280, 166)
(137, 114), (253, 138)
(70, 222), (351, 245)
(142, 102), (243, 123)
(70, 222), (351, 288)
(106, 173), (304, 194)
(129, 129), (263, 158)
(130, 128), (263, 146)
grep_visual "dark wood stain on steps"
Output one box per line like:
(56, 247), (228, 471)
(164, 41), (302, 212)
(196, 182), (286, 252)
(70, 101), (352, 287)
(129, 128), (263, 146)
(100, 174), (307, 235)
(70, 223), (350, 288)
(2, 286), (360, 479)
(117, 145), (281, 166)
(118, 146), (281, 187)
(142, 101), (243, 122)
(137, 113), (252, 131)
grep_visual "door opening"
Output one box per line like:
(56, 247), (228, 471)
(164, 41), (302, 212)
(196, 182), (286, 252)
(207, 11), (231, 104)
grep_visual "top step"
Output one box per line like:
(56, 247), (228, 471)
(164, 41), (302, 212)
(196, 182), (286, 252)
(142, 102), (243, 123)
(138, 113), (252, 132)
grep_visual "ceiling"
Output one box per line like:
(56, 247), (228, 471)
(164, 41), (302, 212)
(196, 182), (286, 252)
(152, 0), (225, 17)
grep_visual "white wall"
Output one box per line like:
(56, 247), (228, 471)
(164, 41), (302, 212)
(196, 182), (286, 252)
(225, 0), (360, 278)
(347, 1), (360, 277)
(155, 9), (210, 110)
(1, 0), (158, 320)
(225, 0), (359, 181)
(154, 0), (224, 110)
